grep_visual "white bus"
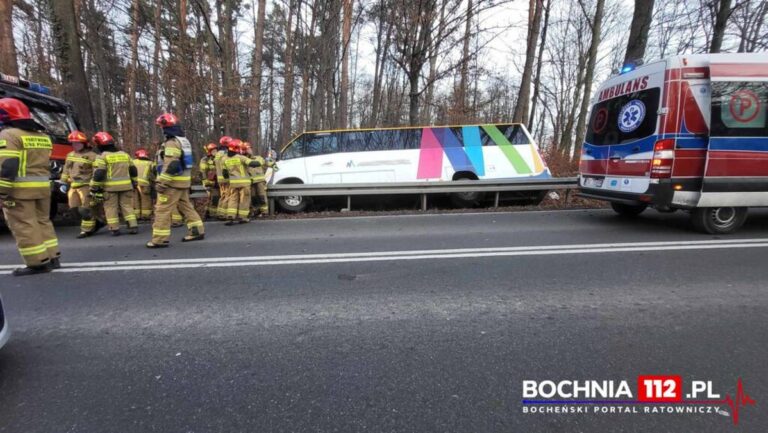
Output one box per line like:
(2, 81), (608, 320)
(272, 123), (552, 212)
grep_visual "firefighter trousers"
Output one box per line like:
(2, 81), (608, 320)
(151, 187), (204, 244)
(253, 181), (268, 214)
(206, 187), (220, 218)
(226, 186), (251, 221)
(2, 197), (60, 267)
(104, 190), (137, 231)
(134, 185), (153, 220)
(217, 183), (231, 219)
(68, 185), (98, 233)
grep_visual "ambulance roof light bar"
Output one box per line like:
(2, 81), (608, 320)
(619, 58), (645, 75)
(0, 72), (52, 96)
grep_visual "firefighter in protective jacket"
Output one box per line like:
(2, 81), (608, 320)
(147, 113), (205, 248)
(0, 98), (61, 276)
(90, 132), (139, 235)
(199, 143), (219, 219)
(243, 142), (273, 216)
(61, 130), (104, 238)
(132, 148), (155, 220)
(214, 136), (232, 220)
(223, 139), (261, 225)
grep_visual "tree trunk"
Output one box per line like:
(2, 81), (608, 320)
(177, 0), (189, 122)
(338, 0), (352, 128)
(279, 0), (297, 146)
(528, 0), (550, 131)
(710, 0), (733, 53)
(573, 0), (606, 160)
(408, 69), (419, 126)
(125, 0), (140, 147)
(623, 0), (655, 65)
(456, 0), (473, 121)
(512, 0), (543, 125)
(250, 0), (266, 146)
(50, 0), (96, 132)
(151, 0), (162, 143)
(0, 0), (19, 75)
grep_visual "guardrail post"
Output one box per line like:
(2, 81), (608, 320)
(493, 192), (500, 208)
(269, 198), (275, 215)
(421, 194), (427, 211)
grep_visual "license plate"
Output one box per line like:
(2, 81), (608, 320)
(584, 177), (603, 188)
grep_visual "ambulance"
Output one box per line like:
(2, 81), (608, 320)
(578, 53), (768, 234)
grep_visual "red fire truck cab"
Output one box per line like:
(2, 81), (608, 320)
(578, 53), (768, 234)
(1, 73), (78, 218)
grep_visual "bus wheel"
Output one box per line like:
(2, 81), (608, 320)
(450, 177), (484, 208)
(610, 202), (647, 217)
(690, 207), (747, 234)
(278, 195), (308, 213)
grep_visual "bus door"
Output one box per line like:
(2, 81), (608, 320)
(703, 61), (768, 206)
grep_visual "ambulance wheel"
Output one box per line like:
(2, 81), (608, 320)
(690, 207), (747, 234)
(278, 195), (308, 213)
(610, 202), (647, 217)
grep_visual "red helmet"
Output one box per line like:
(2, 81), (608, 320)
(205, 143), (218, 155)
(67, 130), (89, 144)
(155, 113), (179, 127)
(227, 139), (242, 153)
(134, 148), (149, 159)
(92, 131), (114, 147)
(219, 136), (233, 146)
(0, 98), (32, 122)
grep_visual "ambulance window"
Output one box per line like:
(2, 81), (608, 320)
(585, 87), (660, 146)
(711, 82), (768, 137)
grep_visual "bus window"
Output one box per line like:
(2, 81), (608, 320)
(305, 133), (339, 156)
(342, 131), (369, 152)
(401, 129), (422, 149)
(503, 124), (530, 144)
(281, 136), (305, 160)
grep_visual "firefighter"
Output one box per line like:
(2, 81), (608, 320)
(132, 148), (155, 221)
(61, 130), (104, 238)
(0, 98), (61, 276)
(199, 143), (219, 219)
(223, 139), (261, 225)
(214, 136), (232, 220)
(153, 145), (183, 226)
(90, 132), (139, 236)
(244, 142), (273, 217)
(147, 113), (204, 248)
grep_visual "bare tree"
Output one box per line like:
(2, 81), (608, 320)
(0, 0), (19, 75)
(710, 0), (733, 52)
(512, 0), (543, 125)
(624, 0), (655, 64)
(573, 0), (606, 160)
(50, 0), (95, 131)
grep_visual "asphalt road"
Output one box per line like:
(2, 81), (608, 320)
(1, 208), (767, 432)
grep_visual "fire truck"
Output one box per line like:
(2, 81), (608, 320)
(1, 73), (79, 219)
(578, 53), (768, 234)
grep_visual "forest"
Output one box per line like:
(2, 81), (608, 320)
(1, 0), (766, 165)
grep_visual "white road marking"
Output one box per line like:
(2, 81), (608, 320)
(1, 238), (767, 274)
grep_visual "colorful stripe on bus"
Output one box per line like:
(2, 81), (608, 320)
(416, 125), (547, 179)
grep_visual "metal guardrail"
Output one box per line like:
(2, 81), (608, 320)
(191, 177), (578, 213)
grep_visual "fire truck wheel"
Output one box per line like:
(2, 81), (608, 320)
(610, 202), (647, 217)
(690, 207), (748, 234)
